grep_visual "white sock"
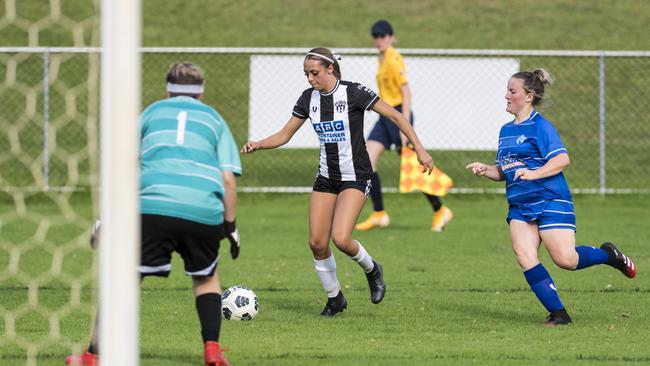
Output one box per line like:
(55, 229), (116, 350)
(350, 241), (375, 273)
(313, 254), (340, 298)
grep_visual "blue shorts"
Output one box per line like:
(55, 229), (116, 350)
(367, 105), (413, 150)
(507, 199), (576, 231)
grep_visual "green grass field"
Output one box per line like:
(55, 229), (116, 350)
(1, 193), (650, 365)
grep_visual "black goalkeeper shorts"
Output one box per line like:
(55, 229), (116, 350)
(140, 214), (224, 277)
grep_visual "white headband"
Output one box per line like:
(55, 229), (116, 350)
(305, 52), (339, 64)
(167, 82), (204, 94)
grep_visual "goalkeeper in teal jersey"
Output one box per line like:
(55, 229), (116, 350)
(67, 62), (239, 366)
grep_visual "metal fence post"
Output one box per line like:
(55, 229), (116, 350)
(43, 51), (50, 191)
(598, 51), (606, 194)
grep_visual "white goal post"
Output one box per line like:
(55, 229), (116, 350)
(99, 0), (141, 365)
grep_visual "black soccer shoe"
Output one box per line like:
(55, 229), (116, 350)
(600, 242), (637, 278)
(320, 291), (347, 317)
(544, 309), (572, 326)
(365, 261), (386, 304)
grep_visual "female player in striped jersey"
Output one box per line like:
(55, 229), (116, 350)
(466, 69), (636, 325)
(356, 20), (453, 232)
(242, 47), (434, 316)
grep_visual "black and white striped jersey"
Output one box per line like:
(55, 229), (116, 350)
(292, 80), (379, 181)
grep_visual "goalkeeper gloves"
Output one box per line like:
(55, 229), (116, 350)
(225, 220), (240, 259)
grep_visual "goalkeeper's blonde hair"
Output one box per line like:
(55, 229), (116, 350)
(166, 62), (204, 96)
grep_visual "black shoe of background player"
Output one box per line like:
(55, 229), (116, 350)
(600, 242), (637, 278)
(320, 291), (347, 316)
(544, 309), (572, 326)
(365, 260), (386, 304)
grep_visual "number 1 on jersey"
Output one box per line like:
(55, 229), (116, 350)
(176, 111), (187, 145)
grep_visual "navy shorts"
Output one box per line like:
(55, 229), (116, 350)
(313, 175), (372, 197)
(367, 105), (414, 150)
(507, 199), (576, 231)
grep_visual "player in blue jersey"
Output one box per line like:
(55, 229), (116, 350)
(66, 62), (239, 366)
(466, 69), (636, 326)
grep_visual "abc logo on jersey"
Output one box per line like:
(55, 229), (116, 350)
(313, 120), (344, 133)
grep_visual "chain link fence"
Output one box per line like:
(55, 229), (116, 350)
(1, 47), (650, 193)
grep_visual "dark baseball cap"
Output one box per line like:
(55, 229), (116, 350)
(371, 20), (394, 36)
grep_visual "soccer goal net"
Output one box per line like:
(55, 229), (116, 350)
(0, 5), (101, 366)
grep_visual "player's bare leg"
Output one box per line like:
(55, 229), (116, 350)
(540, 229), (579, 270)
(510, 220), (571, 326)
(309, 191), (346, 316)
(356, 141), (389, 231)
(331, 188), (369, 257)
(193, 270), (222, 295)
(309, 191), (337, 260)
(332, 188), (386, 304)
(193, 271), (230, 366)
(510, 220), (542, 271)
(541, 228), (636, 278)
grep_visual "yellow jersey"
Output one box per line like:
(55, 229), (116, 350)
(376, 46), (408, 107)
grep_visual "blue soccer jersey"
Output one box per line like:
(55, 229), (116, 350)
(495, 110), (571, 205)
(139, 96), (242, 225)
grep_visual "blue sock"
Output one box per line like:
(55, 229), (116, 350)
(575, 245), (609, 270)
(524, 263), (564, 312)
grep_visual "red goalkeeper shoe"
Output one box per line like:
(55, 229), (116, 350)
(204, 341), (230, 366)
(65, 352), (98, 366)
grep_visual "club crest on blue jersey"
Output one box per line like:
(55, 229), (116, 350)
(516, 135), (527, 144)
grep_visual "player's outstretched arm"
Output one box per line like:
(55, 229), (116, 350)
(466, 162), (505, 181)
(372, 100), (434, 174)
(242, 116), (306, 154)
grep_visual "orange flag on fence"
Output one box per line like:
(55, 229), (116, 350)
(399, 146), (453, 197)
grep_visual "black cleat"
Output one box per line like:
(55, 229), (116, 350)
(320, 291), (347, 316)
(600, 242), (637, 278)
(366, 261), (386, 304)
(544, 309), (572, 326)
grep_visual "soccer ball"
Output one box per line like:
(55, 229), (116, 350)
(221, 285), (259, 321)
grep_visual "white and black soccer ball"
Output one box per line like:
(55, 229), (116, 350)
(221, 285), (259, 321)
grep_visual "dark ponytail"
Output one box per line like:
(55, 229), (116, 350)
(305, 47), (342, 79)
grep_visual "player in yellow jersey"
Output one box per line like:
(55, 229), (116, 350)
(356, 20), (453, 232)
